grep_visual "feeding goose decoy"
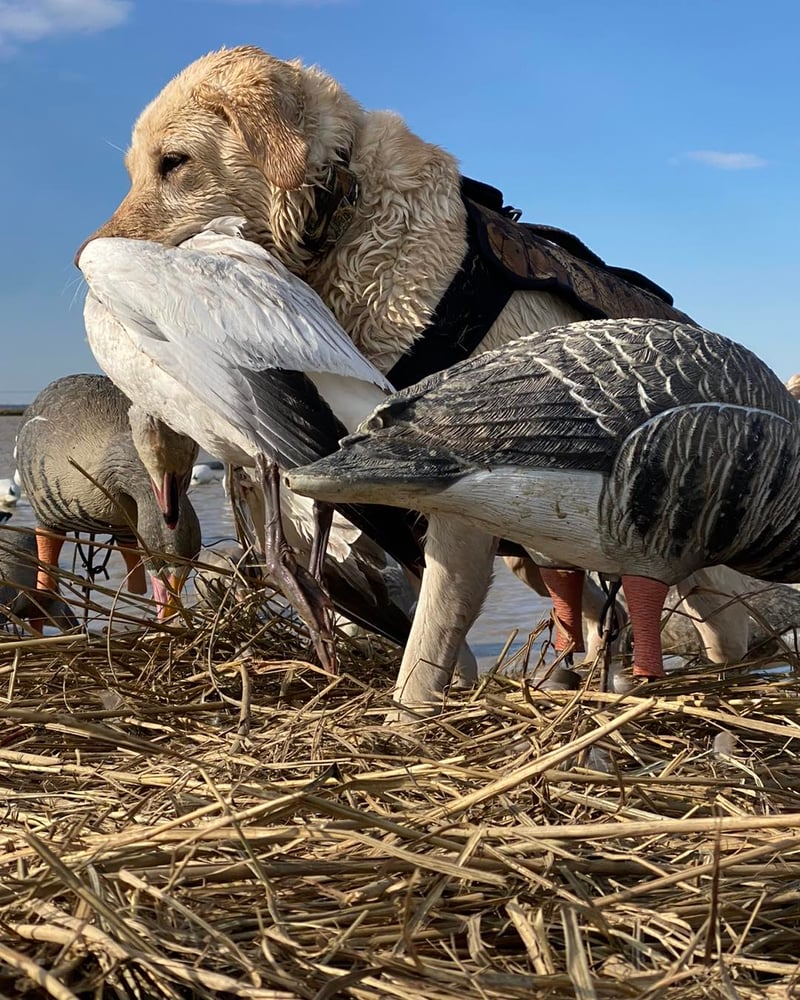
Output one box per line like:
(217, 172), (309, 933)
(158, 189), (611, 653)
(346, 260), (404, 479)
(77, 216), (422, 671)
(288, 318), (800, 712)
(0, 526), (78, 631)
(16, 374), (201, 622)
(127, 403), (199, 531)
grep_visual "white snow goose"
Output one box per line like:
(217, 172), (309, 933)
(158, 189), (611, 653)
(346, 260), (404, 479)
(77, 217), (422, 671)
(288, 318), (800, 712)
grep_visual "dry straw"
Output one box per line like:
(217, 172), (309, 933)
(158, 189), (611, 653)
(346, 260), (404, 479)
(2, 541), (800, 998)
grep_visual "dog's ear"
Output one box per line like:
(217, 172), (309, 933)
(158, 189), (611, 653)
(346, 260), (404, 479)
(198, 60), (308, 190)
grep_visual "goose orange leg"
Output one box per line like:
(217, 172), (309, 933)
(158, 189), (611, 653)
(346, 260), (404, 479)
(31, 528), (66, 634)
(539, 567), (586, 659)
(35, 529), (65, 593)
(120, 546), (147, 594)
(620, 575), (669, 679)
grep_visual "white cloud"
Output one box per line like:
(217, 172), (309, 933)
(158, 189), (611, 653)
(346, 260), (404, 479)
(0, 0), (131, 50)
(684, 150), (768, 170)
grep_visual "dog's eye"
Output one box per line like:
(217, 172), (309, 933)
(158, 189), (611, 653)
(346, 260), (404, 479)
(159, 153), (189, 178)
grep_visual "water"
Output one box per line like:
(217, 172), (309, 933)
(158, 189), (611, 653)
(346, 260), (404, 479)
(0, 414), (553, 659)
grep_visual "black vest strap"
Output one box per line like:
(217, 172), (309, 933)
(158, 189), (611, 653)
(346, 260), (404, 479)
(387, 197), (512, 390)
(387, 176), (689, 392)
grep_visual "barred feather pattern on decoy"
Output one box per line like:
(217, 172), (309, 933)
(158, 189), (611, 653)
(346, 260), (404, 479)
(288, 318), (800, 710)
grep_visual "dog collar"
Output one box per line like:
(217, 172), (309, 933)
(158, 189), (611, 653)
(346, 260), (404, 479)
(301, 153), (359, 255)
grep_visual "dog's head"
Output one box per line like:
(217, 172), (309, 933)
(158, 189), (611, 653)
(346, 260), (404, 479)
(79, 47), (358, 268)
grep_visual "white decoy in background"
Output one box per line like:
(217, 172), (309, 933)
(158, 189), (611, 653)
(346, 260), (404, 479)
(16, 375), (201, 623)
(191, 461), (225, 485)
(0, 479), (20, 507)
(288, 318), (800, 713)
(78, 216), (422, 671)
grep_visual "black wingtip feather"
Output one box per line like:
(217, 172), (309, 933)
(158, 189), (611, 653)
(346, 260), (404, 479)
(335, 502), (425, 575)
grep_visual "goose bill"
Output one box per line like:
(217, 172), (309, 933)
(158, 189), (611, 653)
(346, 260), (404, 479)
(151, 569), (189, 618)
(151, 471), (182, 530)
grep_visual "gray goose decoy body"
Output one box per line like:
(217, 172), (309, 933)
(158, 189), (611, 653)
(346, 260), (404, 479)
(0, 527), (78, 630)
(16, 374), (201, 619)
(288, 318), (800, 681)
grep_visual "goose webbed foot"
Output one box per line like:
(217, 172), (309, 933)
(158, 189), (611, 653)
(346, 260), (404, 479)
(308, 501), (334, 583)
(257, 455), (337, 674)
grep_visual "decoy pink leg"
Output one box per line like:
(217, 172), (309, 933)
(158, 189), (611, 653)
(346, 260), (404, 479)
(120, 546), (148, 594)
(620, 575), (669, 678)
(35, 529), (65, 594)
(540, 567), (586, 657)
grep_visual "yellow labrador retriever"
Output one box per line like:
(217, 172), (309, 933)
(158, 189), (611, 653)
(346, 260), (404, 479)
(85, 46), (747, 714)
(84, 45), (583, 368)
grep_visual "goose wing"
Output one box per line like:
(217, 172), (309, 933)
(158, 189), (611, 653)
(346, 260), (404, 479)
(80, 235), (393, 391)
(347, 319), (798, 480)
(81, 246), (423, 572)
(83, 289), (345, 470)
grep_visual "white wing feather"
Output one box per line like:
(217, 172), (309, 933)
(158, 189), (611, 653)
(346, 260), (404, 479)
(79, 222), (393, 468)
(79, 234), (392, 391)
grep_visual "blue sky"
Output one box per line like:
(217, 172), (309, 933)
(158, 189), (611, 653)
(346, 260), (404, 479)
(0, 0), (797, 403)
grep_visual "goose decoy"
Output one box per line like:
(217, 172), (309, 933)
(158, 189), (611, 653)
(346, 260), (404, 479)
(16, 375), (201, 620)
(0, 526), (78, 631)
(127, 403), (199, 530)
(191, 461), (225, 485)
(288, 318), (800, 710)
(78, 216), (422, 670)
(0, 478), (20, 507)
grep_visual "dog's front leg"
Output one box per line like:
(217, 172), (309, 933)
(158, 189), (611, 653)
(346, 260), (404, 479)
(388, 515), (497, 722)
